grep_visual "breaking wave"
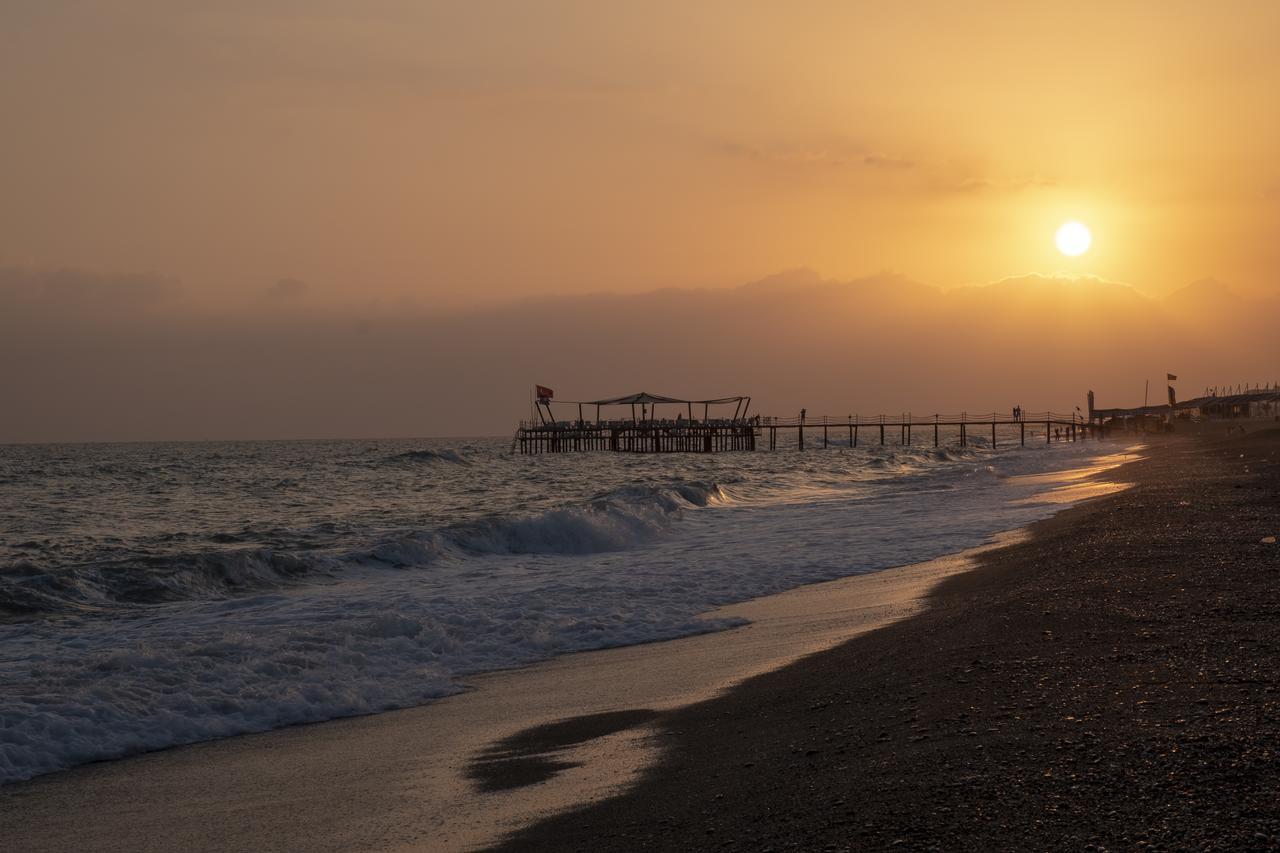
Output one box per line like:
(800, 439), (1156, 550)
(0, 481), (729, 618)
(384, 448), (469, 465)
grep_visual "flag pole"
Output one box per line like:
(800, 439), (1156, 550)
(1144, 379), (1149, 409)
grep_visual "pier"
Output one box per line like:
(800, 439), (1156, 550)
(759, 411), (1091, 451)
(516, 389), (1094, 454)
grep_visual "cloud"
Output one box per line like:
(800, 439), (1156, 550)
(862, 154), (915, 169)
(720, 141), (1059, 195)
(719, 140), (915, 172)
(938, 173), (1057, 193)
(0, 266), (180, 308)
(264, 277), (310, 300)
(718, 141), (849, 167)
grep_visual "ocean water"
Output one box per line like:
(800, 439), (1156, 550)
(1, 432), (1110, 784)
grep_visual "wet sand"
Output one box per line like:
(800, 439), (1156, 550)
(500, 429), (1280, 851)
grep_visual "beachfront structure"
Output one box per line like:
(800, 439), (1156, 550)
(1089, 387), (1280, 431)
(517, 392), (757, 454)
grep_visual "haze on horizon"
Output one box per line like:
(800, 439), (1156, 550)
(2, 2), (1278, 441)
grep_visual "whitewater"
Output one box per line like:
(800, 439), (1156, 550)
(1, 434), (1114, 784)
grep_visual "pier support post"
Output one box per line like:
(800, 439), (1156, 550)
(992, 421), (996, 448)
(853, 424), (859, 447)
(1021, 422), (1025, 446)
(798, 410), (805, 451)
(879, 424), (885, 445)
(823, 424), (828, 448)
(934, 421), (939, 447)
(1046, 420), (1051, 444)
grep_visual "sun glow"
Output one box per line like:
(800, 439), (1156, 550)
(1055, 221), (1092, 257)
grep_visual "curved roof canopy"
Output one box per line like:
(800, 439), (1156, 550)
(584, 392), (748, 406)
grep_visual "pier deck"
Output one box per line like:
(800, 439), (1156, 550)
(758, 411), (1093, 450)
(517, 421), (757, 454)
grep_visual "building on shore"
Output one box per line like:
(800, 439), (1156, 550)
(1089, 387), (1280, 431)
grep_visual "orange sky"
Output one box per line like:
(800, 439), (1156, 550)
(2, 3), (1279, 440)
(3, 1), (1279, 308)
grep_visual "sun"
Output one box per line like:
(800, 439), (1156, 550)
(1055, 221), (1092, 257)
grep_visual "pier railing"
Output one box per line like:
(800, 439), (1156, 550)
(757, 411), (1079, 426)
(755, 410), (1093, 451)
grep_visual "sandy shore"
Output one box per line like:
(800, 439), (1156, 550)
(0, 540), (1017, 853)
(0, 447), (1136, 852)
(501, 428), (1280, 851)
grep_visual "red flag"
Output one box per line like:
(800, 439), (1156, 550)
(535, 385), (554, 400)
(1166, 373), (1177, 381)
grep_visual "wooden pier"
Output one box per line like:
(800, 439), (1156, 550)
(759, 411), (1096, 451)
(516, 388), (1098, 454)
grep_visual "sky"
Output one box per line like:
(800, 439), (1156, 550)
(2, 2), (1278, 440)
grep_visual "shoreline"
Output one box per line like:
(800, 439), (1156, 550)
(500, 428), (1280, 851)
(0, 447), (1135, 852)
(0, 536), (1024, 853)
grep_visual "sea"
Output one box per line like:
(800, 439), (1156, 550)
(1, 432), (1114, 784)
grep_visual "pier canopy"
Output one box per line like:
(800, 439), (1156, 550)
(583, 392), (750, 421)
(585, 392), (746, 407)
(533, 390), (753, 427)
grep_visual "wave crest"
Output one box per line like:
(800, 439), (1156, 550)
(0, 480), (726, 617)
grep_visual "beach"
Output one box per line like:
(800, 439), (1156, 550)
(502, 428), (1280, 851)
(0, 523), (1040, 853)
(0, 439), (1132, 851)
(2, 431), (1272, 851)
